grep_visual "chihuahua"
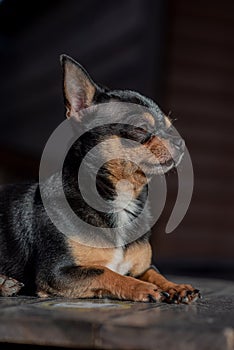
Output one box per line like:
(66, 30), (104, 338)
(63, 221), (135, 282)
(0, 55), (200, 303)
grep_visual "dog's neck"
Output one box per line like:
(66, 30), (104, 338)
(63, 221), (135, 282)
(62, 153), (150, 231)
(96, 163), (149, 229)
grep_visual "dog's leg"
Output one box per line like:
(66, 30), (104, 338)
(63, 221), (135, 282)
(37, 266), (164, 302)
(138, 266), (201, 304)
(0, 274), (24, 296)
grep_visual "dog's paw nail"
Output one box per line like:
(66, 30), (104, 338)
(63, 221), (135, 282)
(172, 292), (179, 301)
(148, 294), (157, 302)
(160, 291), (170, 298)
(182, 296), (189, 304)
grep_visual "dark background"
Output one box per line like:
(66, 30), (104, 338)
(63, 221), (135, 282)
(0, 0), (233, 280)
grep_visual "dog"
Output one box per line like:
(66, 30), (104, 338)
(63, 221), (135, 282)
(0, 55), (200, 303)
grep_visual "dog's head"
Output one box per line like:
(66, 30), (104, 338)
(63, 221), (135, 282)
(61, 55), (184, 193)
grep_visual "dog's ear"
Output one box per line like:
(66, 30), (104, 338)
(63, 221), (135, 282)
(60, 54), (97, 120)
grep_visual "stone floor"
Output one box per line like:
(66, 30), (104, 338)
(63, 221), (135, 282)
(0, 276), (234, 350)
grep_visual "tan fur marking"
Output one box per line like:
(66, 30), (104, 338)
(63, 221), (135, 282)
(107, 159), (147, 198)
(165, 116), (172, 129)
(99, 136), (147, 197)
(125, 242), (152, 276)
(68, 239), (116, 267)
(37, 291), (49, 298)
(143, 112), (155, 126)
(64, 266), (162, 301)
(81, 267), (162, 301)
(100, 136), (149, 198)
(145, 136), (173, 163)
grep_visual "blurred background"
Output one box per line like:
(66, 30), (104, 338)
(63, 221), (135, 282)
(0, 0), (233, 280)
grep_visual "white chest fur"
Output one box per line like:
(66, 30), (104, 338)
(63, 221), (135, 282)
(106, 248), (132, 275)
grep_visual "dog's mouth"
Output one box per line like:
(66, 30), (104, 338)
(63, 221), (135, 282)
(141, 151), (184, 175)
(141, 159), (174, 175)
(141, 134), (185, 175)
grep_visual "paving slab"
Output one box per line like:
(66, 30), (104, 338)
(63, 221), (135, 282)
(0, 276), (234, 349)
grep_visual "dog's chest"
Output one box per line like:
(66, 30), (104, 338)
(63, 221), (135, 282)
(68, 240), (133, 275)
(112, 199), (140, 228)
(105, 248), (132, 275)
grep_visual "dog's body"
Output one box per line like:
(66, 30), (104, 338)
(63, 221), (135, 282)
(0, 56), (200, 303)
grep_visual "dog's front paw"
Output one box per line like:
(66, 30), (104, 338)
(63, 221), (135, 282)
(127, 281), (164, 303)
(161, 282), (201, 304)
(0, 274), (24, 297)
